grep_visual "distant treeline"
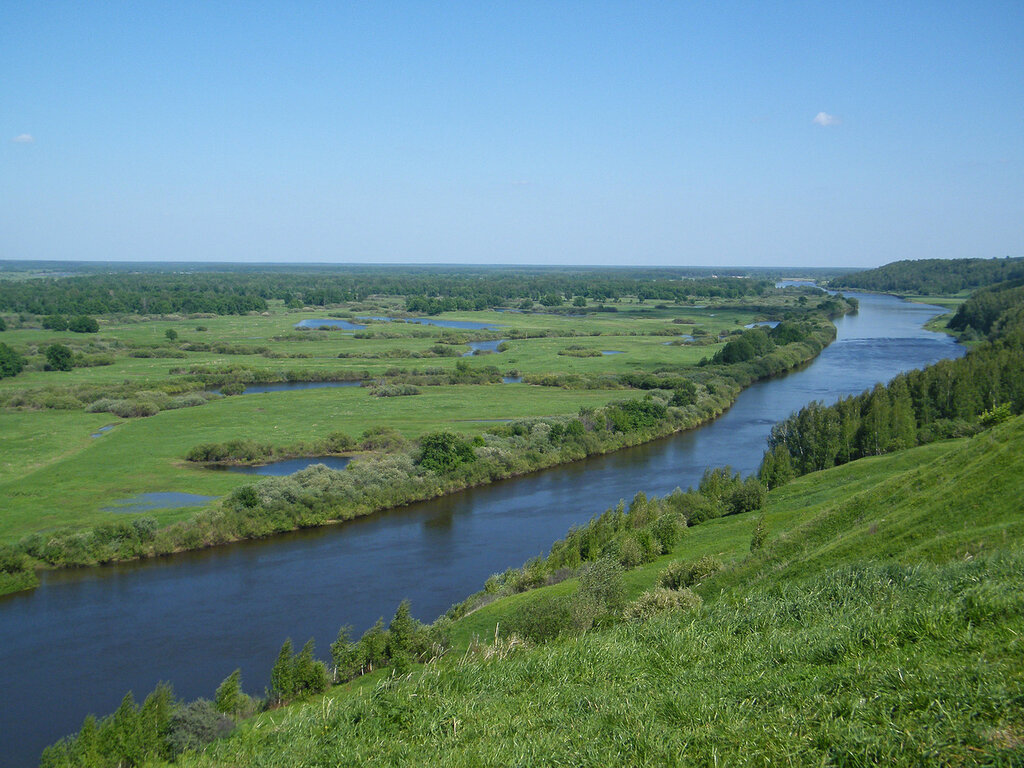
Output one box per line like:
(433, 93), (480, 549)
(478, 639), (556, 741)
(759, 283), (1024, 487)
(0, 269), (773, 317)
(830, 257), (1024, 295)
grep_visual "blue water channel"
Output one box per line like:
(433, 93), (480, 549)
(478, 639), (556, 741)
(0, 292), (963, 767)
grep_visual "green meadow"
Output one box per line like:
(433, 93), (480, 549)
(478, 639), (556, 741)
(0, 296), (811, 546)
(0, 384), (642, 543)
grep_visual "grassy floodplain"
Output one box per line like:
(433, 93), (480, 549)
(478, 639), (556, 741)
(0, 294), (820, 542)
(0, 385), (643, 541)
(0, 269), (850, 594)
(128, 415), (1024, 768)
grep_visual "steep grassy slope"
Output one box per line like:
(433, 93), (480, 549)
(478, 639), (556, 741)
(158, 417), (1024, 767)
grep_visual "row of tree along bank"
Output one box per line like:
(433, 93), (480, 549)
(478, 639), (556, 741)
(759, 280), (1024, 488)
(0, 304), (852, 596)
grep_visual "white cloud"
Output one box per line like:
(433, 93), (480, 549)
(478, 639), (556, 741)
(12, 133), (34, 143)
(812, 112), (840, 127)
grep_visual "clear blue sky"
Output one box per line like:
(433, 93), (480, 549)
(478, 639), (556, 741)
(2, 1), (1022, 267)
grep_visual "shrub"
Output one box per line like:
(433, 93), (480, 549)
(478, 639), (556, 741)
(109, 399), (161, 418)
(657, 555), (724, 589)
(360, 426), (406, 451)
(42, 314), (68, 331)
(166, 700), (234, 756)
(688, 555), (724, 584)
(623, 587), (702, 622)
(616, 535), (646, 568)
(750, 517), (767, 552)
(45, 343), (74, 371)
(727, 476), (767, 515)
(651, 512), (686, 550)
(505, 594), (576, 642)
(0, 342), (26, 378)
(369, 383), (421, 397)
(418, 431), (475, 473)
(577, 557), (626, 614)
(657, 561), (691, 591)
(67, 315), (99, 333)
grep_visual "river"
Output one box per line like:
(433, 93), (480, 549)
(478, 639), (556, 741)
(0, 292), (963, 766)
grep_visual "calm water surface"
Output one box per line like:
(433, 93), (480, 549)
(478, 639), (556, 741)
(209, 456), (353, 476)
(0, 293), (963, 766)
(242, 381), (362, 394)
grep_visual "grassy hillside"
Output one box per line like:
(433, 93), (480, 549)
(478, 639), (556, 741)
(151, 417), (1024, 768)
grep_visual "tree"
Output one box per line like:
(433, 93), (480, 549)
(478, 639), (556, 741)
(386, 600), (418, 671)
(330, 626), (360, 682)
(268, 639), (295, 704)
(139, 682), (177, 760)
(45, 343), (73, 371)
(292, 639), (328, 697)
(417, 431), (475, 473)
(108, 691), (144, 765)
(165, 328), (178, 341)
(42, 314), (68, 331)
(0, 342), (25, 379)
(0, 315), (6, 331)
(68, 315), (99, 333)
(214, 669), (243, 716)
(356, 618), (388, 673)
(758, 444), (794, 490)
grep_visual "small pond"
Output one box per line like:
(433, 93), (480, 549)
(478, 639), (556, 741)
(744, 321), (781, 329)
(463, 340), (505, 356)
(294, 318), (366, 330)
(242, 381), (362, 394)
(776, 279), (821, 289)
(209, 456), (352, 476)
(103, 492), (216, 515)
(601, 350), (624, 355)
(358, 316), (502, 330)
(502, 376), (524, 384)
(90, 425), (115, 438)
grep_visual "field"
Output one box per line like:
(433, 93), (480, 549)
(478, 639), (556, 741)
(0, 295), (806, 546)
(162, 416), (1024, 767)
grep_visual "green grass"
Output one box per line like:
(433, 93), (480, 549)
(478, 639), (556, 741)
(164, 416), (1024, 767)
(0, 385), (642, 543)
(1, 297), (808, 545)
(0, 302), (754, 390)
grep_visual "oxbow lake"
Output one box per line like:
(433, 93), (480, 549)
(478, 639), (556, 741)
(0, 291), (963, 767)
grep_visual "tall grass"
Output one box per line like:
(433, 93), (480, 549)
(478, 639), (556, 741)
(175, 553), (1024, 767)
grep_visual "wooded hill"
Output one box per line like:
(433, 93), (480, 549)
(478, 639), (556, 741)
(830, 256), (1024, 295)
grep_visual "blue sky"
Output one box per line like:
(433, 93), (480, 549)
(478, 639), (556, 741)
(2, 1), (1022, 267)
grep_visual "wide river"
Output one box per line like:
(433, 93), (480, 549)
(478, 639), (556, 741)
(0, 292), (964, 766)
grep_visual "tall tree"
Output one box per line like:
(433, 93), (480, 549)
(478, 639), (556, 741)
(268, 639), (295, 704)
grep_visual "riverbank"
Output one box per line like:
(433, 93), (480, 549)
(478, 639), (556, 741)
(0, 317), (845, 596)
